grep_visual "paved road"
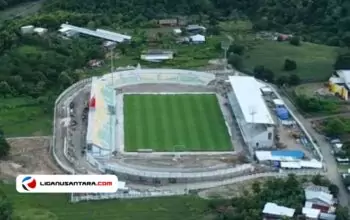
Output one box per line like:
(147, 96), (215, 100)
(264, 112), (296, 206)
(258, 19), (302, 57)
(307, 112), (350, 121)
(128, 170), (325, 193)
(277, 89), (349, 206)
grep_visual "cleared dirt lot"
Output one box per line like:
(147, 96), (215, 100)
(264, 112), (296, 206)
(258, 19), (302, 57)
(0, 137), (63, 180)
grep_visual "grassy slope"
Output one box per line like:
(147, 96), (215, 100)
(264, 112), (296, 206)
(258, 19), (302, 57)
(124, 94), (232, 151)
(219, 20), (337, 82)
(0, 0), (42, 21)
(244, 40), (337, 81)
(0, 97), (52, 136)
(1, 184), (208, 220)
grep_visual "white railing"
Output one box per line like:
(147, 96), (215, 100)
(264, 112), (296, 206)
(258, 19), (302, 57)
(103, 163), (253, 179)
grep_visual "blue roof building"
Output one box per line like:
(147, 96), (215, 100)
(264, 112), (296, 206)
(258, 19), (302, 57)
(271, 150), (304, 159)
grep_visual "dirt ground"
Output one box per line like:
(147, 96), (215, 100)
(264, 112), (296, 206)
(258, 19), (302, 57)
(0, 137), (63, 181)
(294, 83), (327, 97)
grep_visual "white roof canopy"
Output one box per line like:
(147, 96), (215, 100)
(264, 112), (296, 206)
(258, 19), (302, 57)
(263, 202), (295, 217)
(273, 99), (284, 106)
(190, 34), (205, 42)
(229, 76), (274, 124)
(302, 207), (320, 219)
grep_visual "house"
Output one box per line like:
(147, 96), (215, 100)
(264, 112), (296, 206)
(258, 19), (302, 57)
(176, 36), (190, 44)
(88, 59), (103, 68)
(21, 25), (34, 34)
(262, 202), (295, 219)
(186, 24), (206, 33)
(59, 24), (132, 43)
(319, 213), (336, 220)
(140, 49), (174, 62)
(328, 70), (350, 100)
(304, 185), (335, 212)
(173, 28), (182, 35)
(103, 41), (117, 49)
(302, 207), (320, 220)
(33, 27), (47, 36)
(190, 34), (205, 44)
(158, 19), (178, 26)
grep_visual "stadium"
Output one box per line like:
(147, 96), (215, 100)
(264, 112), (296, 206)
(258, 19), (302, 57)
(52, 66), (323, 201)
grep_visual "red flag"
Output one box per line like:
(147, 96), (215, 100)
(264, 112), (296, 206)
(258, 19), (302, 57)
(89, 96), (96, 108)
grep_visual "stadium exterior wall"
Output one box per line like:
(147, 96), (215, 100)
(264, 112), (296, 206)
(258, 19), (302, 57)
(70, 170), (325, 202)
(52, 77), (92, 174)
(103, 164), (253, 184)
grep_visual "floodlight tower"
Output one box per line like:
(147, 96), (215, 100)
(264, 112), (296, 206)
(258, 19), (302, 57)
(110, 43), (117, 86)
(221, 40), (230, 70)
(249, 106), (257, 153)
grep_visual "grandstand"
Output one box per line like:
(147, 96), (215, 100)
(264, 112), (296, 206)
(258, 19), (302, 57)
(226, 76), (275, 154)
(86, 77), (116, 157)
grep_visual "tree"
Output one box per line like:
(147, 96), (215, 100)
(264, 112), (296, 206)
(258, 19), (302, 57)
(323, 118), (346, 137)
(0, 81), (12, 97)
(311, 174), (330, 186)
(328, 184), (339, 197)
(0, 136), (10, 158)
(254, 65), (274, 83)
(289, 36), (301, 46)
(334, 52), (350, 70)
(336, 206), (350, 220)
(283, 59), (297, 71)
(288, 74), (301, 86)
(341, 32), (350, 48)
(207, 25), (220, 35)
(0, 188), (12, 220)
(276, 75), (288, 87)
(251, 181), (261, 194)
(228, 44), (245, 56)
(227, 53), (243, 70)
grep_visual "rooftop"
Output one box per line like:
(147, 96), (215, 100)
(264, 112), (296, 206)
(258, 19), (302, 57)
(302, 207), (320, 219)
(229, 76), (274, 125)
(86, 78), (116, 151)
(262, 202), (295, 217)
(60, 24), (131, 43)
(305, 190), (334, 206)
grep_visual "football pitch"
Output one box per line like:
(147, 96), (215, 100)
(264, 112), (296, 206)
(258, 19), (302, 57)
(123, 94), (232, 152)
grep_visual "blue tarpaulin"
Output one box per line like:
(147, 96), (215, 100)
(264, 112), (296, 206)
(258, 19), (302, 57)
(271, 150), (304, 159)
(276, 107), (289, 120)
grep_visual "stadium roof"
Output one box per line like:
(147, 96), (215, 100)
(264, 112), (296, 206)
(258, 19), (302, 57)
(86, 78), (116, 151)
(60, 24), (131, 42)
(228, 76), (274, 124)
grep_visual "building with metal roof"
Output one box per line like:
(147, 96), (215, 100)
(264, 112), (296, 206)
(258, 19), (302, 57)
(226, 76), (275, 153)
(59, 24), (132, 43)
(302, 207), (320, 219)
(262, 202), (295, 218)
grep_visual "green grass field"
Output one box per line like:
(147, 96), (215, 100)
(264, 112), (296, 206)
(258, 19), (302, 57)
(244, 40), (337, 82)
(124, 94), (232, 152)
(1, 184), (208, 220)
(0, 97), (52, 136)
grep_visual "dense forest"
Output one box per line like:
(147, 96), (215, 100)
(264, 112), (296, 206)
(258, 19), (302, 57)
(41, 0), (350, 46)
(0, 0), (349, 108)
(0, 0), (38, 10)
